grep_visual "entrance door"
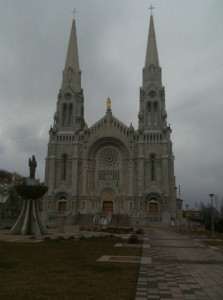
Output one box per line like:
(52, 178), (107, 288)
(102, 201), (113, 213)
(58, 201), (67, 212)
(149, 202), (158, 214)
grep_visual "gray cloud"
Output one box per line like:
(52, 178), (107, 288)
(0, 0), (223, 208)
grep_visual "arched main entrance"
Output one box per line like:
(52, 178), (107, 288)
(102, 201), (113, 212)
(101, 190), (114, 213)
(58, 197), (67, 212)
(58, 201), (67, 212)
(86, 137), (130, 203)
(147, 196), (160, 215)
(146, 194), (162, 223)
(149, 202), (158, 214)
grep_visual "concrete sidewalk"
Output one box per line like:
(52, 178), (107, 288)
(135, 228), (223, 300)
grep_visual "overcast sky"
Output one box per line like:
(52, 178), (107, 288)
(0, 0), (223, 209)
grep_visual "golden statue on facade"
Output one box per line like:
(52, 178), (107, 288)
(107, 97), (111, 111)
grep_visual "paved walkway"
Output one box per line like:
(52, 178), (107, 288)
(135, 228), (223, 300)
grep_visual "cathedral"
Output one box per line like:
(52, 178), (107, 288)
(44, 12), (182, 226)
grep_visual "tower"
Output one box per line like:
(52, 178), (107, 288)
(44, 17), (84, 213)
(55, 18), (85, 132)
(138, 13), (167, 131)
(136, 12), (177, 224)
(44, 11), (180, 225)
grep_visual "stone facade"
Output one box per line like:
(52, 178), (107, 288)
(44, 14), (182, 225)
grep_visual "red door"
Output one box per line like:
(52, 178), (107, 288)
(102, 201), (113, 212)
(149, 202), (158, 214)
(58, 201), (67, 212)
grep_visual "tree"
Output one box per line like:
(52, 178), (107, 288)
(0, 169), (23, 218)
(199, 201), (221, 232)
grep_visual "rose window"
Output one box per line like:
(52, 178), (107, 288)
(100, 148), (119, 168)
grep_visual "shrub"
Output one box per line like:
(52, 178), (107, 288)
(135, 228), (143, 235)
(216, 219), (223, 233)
(128, 234), (138, 244)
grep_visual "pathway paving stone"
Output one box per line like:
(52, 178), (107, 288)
(135, 228), (223, 300)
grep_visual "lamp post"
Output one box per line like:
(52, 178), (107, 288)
(186, 204), (190, 231)
(209, 193), (215, 237)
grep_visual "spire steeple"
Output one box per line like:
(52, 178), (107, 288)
(143, 12), (162, 90)
(61, 18), (81, 92)
(145, 14), (159, 68)
(53, 17), (85, 132)
(139, 10), (166, 131)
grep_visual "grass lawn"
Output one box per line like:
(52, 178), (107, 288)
(0, 236), (141, 300)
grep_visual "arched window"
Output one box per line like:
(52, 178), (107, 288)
(68, 104), (73, 127)
(150, 153), (156, 181)
(148, 102), (152, 112)
(153, 102), (158, 112)
(62, 154), (67, 180)
(100, 148), (119, 168)
(62, 104), (67, 126)
(140, 201), (142, 211)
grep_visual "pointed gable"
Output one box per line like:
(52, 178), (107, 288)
(87, 112), (132, 141)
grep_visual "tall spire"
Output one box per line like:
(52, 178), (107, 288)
(55, 15), (85, 131)
(139, 9), (164, 130)
(61, 17), (81, 92)
(143, 11), (162, 90)
(145, 14), (159, 68)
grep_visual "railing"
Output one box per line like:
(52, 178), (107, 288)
(93, 212), (112, 225)
(47, 210), (72, 221)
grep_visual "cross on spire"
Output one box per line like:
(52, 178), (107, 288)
(149, 4), (154, 15)
(71, 8), (78, 18)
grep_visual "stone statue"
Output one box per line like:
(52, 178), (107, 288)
(29, 155), (37, 179)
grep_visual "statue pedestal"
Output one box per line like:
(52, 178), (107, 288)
(25, 178), (39, 186)
(11, 184), (48, 235)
